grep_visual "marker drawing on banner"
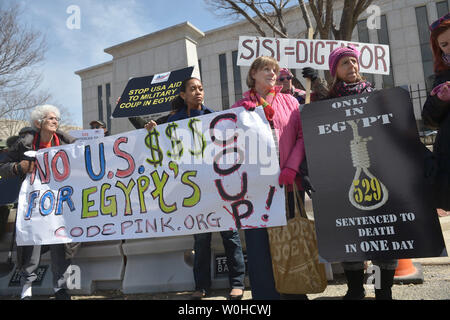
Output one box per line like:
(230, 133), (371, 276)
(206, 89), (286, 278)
(15, 107), (286, 246)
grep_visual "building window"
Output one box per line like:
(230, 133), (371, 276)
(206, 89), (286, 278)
(198, 59), (203, 81)
(377, 15), (395, 88)
(415, 6), (434, 90)
(97, 85), (103, 122)
(106, 83), (111, 132)
(357, 19), (375, 86)
(231, 50), (242, 103)
(219, 53), (229, 109)
(436, 1), (449, 18)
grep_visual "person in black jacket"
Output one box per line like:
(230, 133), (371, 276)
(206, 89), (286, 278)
(321, 46), (398, 300)
(168, 77), (246, 300)
(0, 105), (79, 300)
(422, 13), (450, 211)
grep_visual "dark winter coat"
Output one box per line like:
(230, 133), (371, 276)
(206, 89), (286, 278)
(167, 104), (214, 122)
(0, 129), (76, 179)
(0, 128), (80, 258)
(422, 69), (450, 210)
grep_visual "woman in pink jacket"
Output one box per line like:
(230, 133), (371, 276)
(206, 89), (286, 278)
(231, 56), (306, 300)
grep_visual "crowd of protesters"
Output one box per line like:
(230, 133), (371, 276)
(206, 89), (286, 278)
(0, 13), (448, 301)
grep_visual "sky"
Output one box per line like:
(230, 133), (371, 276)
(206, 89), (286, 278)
(13, 0), (233, 127)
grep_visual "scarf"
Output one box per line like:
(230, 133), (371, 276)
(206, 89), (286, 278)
(331, 80), (374, 98)
(443, 53), (450, 67)
(32, 132), (60, 151)
(249, 88), (276, 123)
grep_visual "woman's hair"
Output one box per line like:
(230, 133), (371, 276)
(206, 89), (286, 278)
(171, 77), (202, 113)
(328, 70), (365, 97)
(30, 104), (61, 130)
(246, 56), (280, 89)
(430, 20), (450, 73)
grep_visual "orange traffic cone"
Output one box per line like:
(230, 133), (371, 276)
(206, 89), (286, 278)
(395, 259), (417, 277)
(394, 259), (424, 284)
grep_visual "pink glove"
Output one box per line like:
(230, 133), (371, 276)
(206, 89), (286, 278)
(278, 167), (297, 186)
(431, 82), (450, 102)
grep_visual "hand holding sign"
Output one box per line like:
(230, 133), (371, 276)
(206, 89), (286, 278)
(144, 120), (157, 131)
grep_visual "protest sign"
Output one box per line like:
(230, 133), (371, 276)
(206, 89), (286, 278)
(237, 36), (390, 75)
(69, 129), (104, 142)
(15, 107), (285, 245)
(112, 66), (194, 118)
(301, 87), (446, 262)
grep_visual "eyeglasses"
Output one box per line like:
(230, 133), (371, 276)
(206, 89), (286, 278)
(44, 117), (60, 122)
(278, 76), (293, 81)
(429, 13), (450, 31)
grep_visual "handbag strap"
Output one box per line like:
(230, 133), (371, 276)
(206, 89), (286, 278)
(285, 183), (309, 220)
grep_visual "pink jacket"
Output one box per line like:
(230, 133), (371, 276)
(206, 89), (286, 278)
(232, 86), (305, 186)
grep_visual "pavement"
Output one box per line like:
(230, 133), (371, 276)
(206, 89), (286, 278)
(0, 198), (448, 301)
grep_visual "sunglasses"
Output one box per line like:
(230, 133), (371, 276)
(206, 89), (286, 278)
(278, 76), (293, 81)
(91, 125), (104, 129)
(429, 12), (450, 31)
(44, 117), (61, 122)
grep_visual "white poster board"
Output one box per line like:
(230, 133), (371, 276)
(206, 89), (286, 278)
(16, 107), (286, 245)
(237, 36), (390, 75)
(69, 129), (104, 142)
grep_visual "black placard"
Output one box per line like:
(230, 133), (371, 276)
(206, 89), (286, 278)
(112, 66), (194, 118)
(301, 87), (447, 262)
(9, 265), (48, 287)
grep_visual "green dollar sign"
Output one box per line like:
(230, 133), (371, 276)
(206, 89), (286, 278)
(145, 129), (163, 168)
(188, 118), (206, 158)
(165, 122), (183, 160)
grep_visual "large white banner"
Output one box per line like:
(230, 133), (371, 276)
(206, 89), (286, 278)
(16, 107), (286, 245)
(237, 36), (390, 75)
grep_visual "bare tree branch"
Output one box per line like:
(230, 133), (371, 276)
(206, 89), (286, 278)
(0, 3), (50, 122)
(203, 0), (374, 40)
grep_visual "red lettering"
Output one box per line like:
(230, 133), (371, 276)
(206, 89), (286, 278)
(360, 45), (373, 69)
(326, 41), (339, 54)
(114, 137), (135, 178)
(51, 150), (70, 182)
(240, 39), (255, 60)
(262, 39), (275, 58)
(296, 41), (308, 63)
(314, 41), (325, 65)
(375, 45), (387, 72)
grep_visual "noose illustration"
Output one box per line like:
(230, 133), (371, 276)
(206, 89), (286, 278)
(347, 120), (388, 210)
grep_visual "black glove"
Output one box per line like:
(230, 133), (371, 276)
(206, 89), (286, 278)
(302, 67), (318, 81)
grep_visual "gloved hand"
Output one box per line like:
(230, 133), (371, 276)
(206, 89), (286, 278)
(302, 67), (318, 81)
(278, 167), (297, 186)
(263, 104), (275, 122)
(431, 82), (450, 102)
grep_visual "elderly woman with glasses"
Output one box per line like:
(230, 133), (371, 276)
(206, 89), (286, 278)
(0, 104), (79, 300)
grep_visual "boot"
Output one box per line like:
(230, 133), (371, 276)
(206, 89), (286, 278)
(375, 269), (395, 300)
(343, 269), (365, 300)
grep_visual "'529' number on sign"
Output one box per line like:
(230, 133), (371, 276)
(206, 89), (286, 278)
(353, 178), (382, 204)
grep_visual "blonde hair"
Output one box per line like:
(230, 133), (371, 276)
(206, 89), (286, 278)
(246, 56), (280, 89)
(328, 64), (365, 97)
